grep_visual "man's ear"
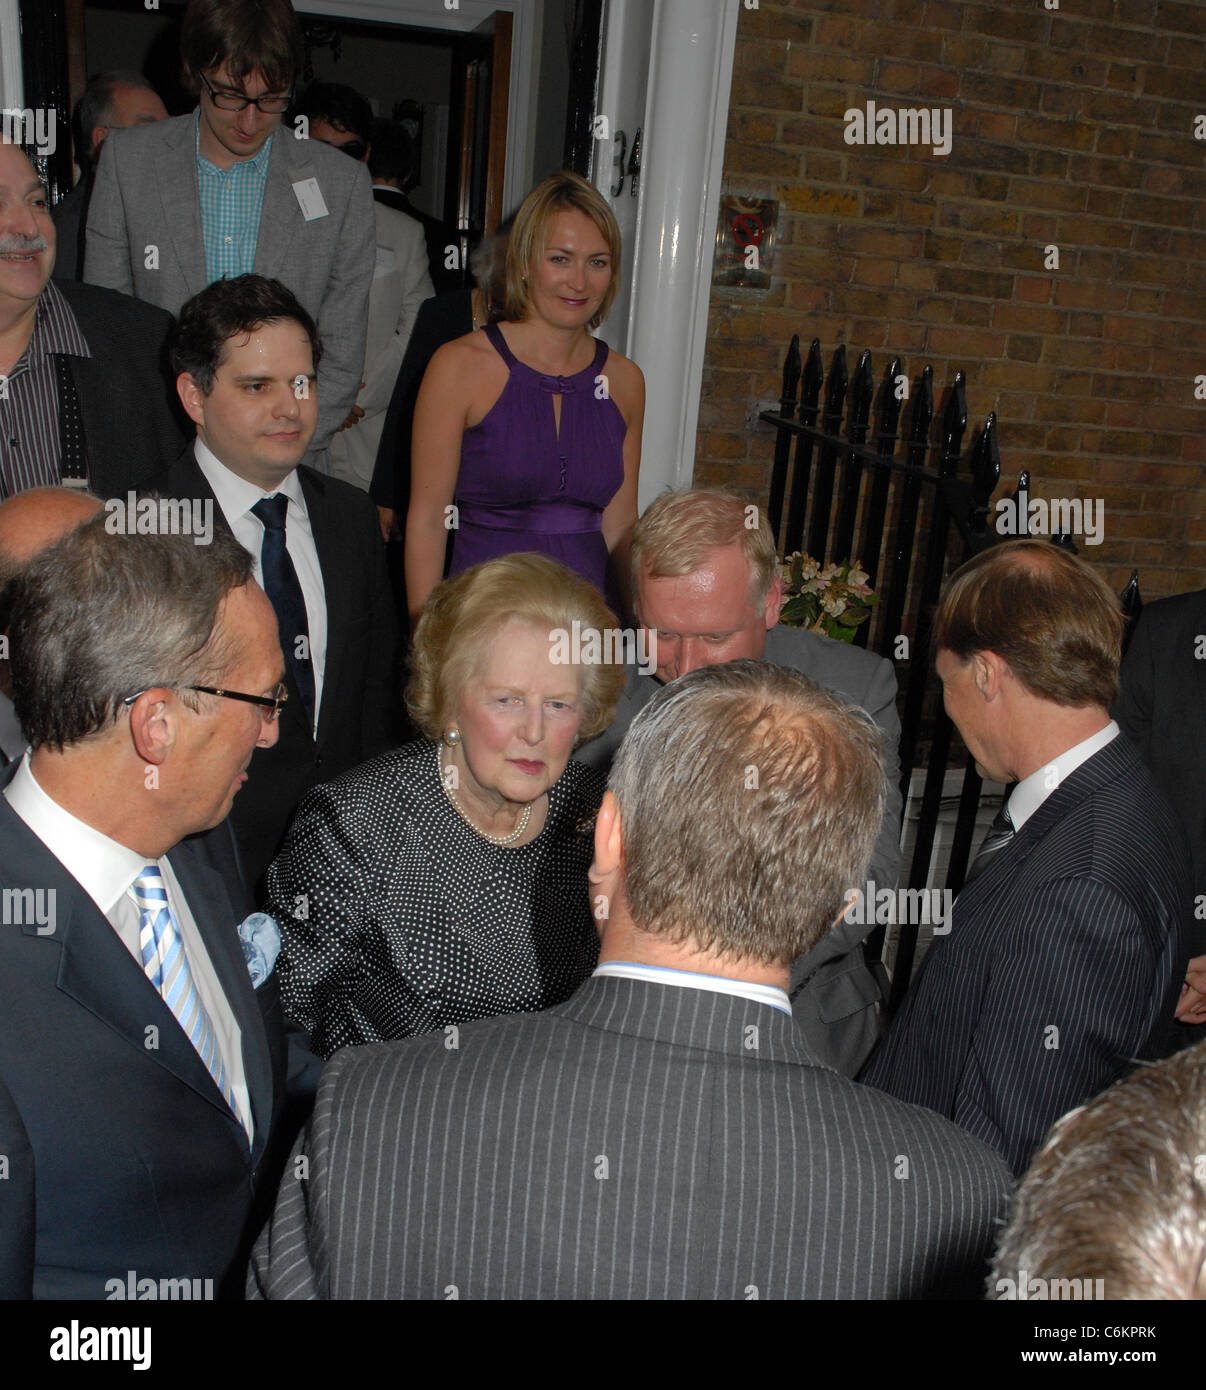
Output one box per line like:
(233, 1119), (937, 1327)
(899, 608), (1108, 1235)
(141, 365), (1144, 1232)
(176, 372), (206, 429)
(126, 689), (179, 768)
(590, 790), (623, 882)
(974, 650), (1008, 700)
(763, 572), (785, 629)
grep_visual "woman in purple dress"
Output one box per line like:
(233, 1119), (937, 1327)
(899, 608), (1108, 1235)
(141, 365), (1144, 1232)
(404, 171), (644, 628)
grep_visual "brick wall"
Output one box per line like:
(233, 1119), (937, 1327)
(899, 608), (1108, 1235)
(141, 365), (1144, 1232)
(697, 0), (1206, 597)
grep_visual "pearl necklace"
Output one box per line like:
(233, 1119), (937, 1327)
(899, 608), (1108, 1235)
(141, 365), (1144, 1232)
(437, 743), (533, 846)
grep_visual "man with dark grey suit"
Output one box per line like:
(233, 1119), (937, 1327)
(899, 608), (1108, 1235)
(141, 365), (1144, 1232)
(862, 540), (1190, 1177)
(578, 487), (902, 1075)
(250, 660), (1011, 1300)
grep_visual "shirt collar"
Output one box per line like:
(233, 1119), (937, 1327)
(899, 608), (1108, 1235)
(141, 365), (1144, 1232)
(194, 436), (304, 522)
(193, 105), (274, 175)
(4, 750), (149, 916)
(593, 961), (792, 1016)
(28, 279), (91, 361)
(1007, 720), (1119, 832)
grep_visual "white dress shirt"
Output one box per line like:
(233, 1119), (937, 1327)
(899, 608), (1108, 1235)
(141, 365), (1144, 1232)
(594, 960), (792, 1016)
(4, 752), (253, 1139)
(1005, 721), (1119, 832)
(195, 438), (327, 731)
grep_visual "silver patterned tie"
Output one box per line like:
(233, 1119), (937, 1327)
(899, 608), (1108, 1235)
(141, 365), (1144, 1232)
(962, 805), (1015, 886)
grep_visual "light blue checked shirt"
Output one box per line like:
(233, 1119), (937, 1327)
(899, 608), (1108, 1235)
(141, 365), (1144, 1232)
(195, 108), (273, 284)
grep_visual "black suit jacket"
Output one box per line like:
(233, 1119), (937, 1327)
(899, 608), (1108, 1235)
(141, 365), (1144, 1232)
(862, 735), (1190, 1175)
(50, 176), (90, 281)
(372, 186), (462, 295)
(369, 289), (473, 512)
(140, 448), (400, 887)
(51, 279), (186, 494)
(0, 802), (286, 1299)
(250, 975), (1012, 1299)
(1116, 588), (1206, 956)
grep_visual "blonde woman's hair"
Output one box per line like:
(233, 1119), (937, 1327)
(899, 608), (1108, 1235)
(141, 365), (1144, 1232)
(504, 171), (621, 330)
(406, 552), (626, 741)
(631, 488), (779, 609)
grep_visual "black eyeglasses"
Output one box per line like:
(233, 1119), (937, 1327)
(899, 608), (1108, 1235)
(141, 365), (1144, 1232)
(122, 682), (289, 722)
(200, 73), (292, 114)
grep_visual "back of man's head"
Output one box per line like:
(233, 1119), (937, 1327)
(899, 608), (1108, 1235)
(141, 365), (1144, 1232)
(296, 82), (373, 148)
(367, 118), (414, 188)
(608, 658), (885, 963)
(935, 539), (1122, 708)
(181, 0), (302, 94)
(11, 514), (252, 752)
(170, 273), (321, 394)
(630, 487), (778, 606)
(991, 1040), (1206, 1300)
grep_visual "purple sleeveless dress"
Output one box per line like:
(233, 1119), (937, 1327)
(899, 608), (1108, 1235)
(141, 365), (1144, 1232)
(450, 323), (627, 607)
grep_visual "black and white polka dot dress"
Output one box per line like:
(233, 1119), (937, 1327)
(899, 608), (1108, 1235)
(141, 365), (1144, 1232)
(269, 738), (604, 1058)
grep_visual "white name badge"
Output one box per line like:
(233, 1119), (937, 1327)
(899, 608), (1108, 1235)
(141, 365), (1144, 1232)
(292, 177), (329, 221)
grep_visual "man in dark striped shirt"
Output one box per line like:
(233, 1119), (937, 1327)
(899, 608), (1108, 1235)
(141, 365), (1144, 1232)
(0, 143), (183, 500)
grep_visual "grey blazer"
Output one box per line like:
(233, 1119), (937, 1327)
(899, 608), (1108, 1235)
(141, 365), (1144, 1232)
(577, 626), (903, 1077)
(83, 112), (375, 456)
(248, 975), (1011, 1300)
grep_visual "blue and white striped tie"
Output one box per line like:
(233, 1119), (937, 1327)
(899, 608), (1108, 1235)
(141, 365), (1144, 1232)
(130, 864), (247, 1139)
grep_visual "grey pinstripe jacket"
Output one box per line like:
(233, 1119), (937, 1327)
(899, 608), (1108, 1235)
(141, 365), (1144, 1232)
(862, 734), (1191, 1177)
(248, 976), (1011, 1299)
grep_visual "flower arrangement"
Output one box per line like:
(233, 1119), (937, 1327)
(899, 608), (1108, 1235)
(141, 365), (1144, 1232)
(778, 554), (878, 643)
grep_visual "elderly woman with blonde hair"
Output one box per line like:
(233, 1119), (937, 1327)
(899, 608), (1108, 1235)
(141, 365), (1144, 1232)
(270, 552), (625, 1057)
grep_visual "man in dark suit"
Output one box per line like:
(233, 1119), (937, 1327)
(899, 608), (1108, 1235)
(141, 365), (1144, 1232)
(862, 539), (1190, 1176)
(52, 69), (168, 282)
(0, 142), (184, 499)
(85, 0), (375, 465)
(142, 274), (398, 887)
(1115, 588), (1206, 1032)
(577, 487), (902, 1076)
(0, 515), (288, 1298)
(250, 659), (1012, 1300)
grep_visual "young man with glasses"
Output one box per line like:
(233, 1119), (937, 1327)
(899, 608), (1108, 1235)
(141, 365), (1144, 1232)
(141, 273), (399, 890)
(84, 0), (375, 468)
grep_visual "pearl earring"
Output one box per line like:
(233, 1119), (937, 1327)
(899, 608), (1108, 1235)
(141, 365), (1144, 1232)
(443, 726), (461, 747)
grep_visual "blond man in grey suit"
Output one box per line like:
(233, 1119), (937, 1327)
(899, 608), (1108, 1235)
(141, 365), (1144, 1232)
(84, 0), (375, 463)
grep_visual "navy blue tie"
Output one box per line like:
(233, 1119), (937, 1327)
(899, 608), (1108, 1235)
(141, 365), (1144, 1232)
(251, 494), (315, 730)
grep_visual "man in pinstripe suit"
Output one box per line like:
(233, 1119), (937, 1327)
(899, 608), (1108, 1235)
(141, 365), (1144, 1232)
(862, 540), (1191, 1178)
(249, 660), (1010, 1300)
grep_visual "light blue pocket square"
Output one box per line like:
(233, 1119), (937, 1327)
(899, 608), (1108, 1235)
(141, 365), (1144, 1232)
(238, 912), (281, 988)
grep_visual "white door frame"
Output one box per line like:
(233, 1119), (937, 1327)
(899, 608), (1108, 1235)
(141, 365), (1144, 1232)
(0, 0), (24, 110)
(295, 0), (542, 215)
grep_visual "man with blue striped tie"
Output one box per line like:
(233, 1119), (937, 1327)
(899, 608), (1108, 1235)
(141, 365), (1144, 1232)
(0, 515), (288, 1298)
